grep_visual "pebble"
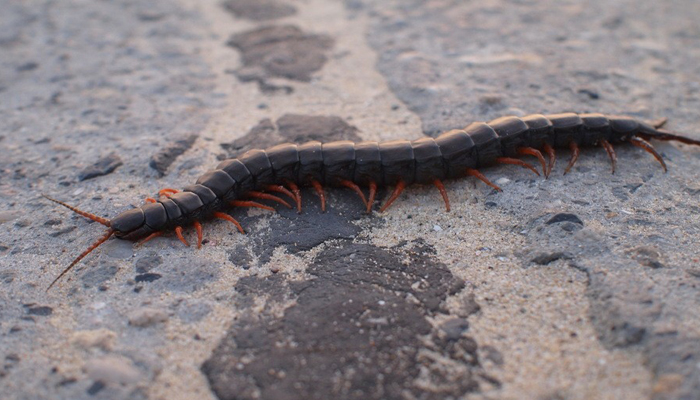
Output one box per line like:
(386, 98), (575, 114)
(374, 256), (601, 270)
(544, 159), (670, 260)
(84, 355), (140, 385)
(128, 307), (169, 327)
(433, 225), (442, 232)
(495, 177), (510, 185)
(72, 329), (117, 351)
(440, 318), (470, 340)
(78, 153), (123, 181)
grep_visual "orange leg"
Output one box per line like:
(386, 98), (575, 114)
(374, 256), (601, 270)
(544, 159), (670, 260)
(285, 181), (302, 213)
(542, 143), (556, 177)
(193, 221), (203, 249)
(175, 226), (189, 247)
(311, 180), (326, 212)
(380, 181), (406, 213)
(339, 180), (368, 208)
(466, 168), (502, 191)
(367, 181), (377, 213)
(564, 142), (580, 175)
(159, 188), (179, 197)
(136, 231), (164, 247)
(629, 137), (667, 172)
(230, 200), (275, 212)
(265, 185), (297, 203)
(517, 147), (548, 178)
(496, 157), (540, 176)
(600, 139), (617, 174)
(145, 197), (156, 203)
(433, 179), (451, 212)
(248, 191), (292, 209)
(214, 212), (245, 234)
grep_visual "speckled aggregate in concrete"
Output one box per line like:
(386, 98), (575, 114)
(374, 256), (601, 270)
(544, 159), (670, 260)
(1, 0), (699, 399)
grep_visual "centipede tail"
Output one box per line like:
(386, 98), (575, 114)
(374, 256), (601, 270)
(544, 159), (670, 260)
(44, 112), (700, 289)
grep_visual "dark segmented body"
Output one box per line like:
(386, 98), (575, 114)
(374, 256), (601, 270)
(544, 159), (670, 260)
(109, 112), (664, 240)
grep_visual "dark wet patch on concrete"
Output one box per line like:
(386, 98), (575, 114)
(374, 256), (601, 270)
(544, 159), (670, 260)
(78, 153), (123, 181)
(149, 134), (198, 176)
(227, 26), (334, 92)
(223, 0), (296, 21)
(233, 182), (371, 266)
(203, 240), (484, 400)
(222, 114), (362, 156)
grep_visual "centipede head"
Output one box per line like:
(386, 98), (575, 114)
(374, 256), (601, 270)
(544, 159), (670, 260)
(42, 195), (115, 291)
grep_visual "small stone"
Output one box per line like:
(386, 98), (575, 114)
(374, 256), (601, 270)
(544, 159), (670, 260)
(546, 213), (583, 226)
(128, 307), (168, 327)
(25, 304), (53, 316)
(78, 153), (123, 181)
(628, 246), (665, 269)
(17, 62), (39, 72)
(49, 226), (76, 237)
(433, 225), (442, 232)
(135, 273), (162, 283)
(577, 88), (600, 99)
(72, 329), (117, 351)
(495, 177), (510, 185)
(84, 355), (140, 385)
(86, 381), (105, 395)
(531, 252), (567, 265)
(440, 318), (470, 340)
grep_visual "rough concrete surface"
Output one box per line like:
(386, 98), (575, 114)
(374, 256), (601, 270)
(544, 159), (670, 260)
(1, 0), (699, 400)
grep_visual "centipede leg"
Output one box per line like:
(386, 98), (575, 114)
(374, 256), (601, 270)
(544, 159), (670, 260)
(136, 231), (163, 247)
(339, 179), (368, 208)
(248, 191), (292, 209)
(159, 188), (179, 197)
(466, 169), (502, 192)
(542, 143), (556, 177)
(380, 181), (406, 213)
(145, 197), (156, 204)
(367, 181), (377, 213)
(563, 142), (580, 175)
(433, 179), (451, 212)
(600, 139), (617, 174)
(230, 200), (275, 212)
(175, 226), (189, 247)
(629, 137), (667, 172)
(193, 221), (203, 249)
(265, 185), (297, 204)
(284, 181), (302, 213)
(517, 147), (548, 178)
(311, 180), (326, 212)
(495, 157), (540, 176)
(651, 117), (668, 129)
(214, 212), (245, 234)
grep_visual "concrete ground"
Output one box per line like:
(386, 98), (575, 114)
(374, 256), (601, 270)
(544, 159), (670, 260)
(1, 0), (699, 399)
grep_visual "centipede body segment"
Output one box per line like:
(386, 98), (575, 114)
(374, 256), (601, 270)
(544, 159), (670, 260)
(44, 112), (700, 290)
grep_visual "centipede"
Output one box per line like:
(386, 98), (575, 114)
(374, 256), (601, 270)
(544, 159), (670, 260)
(43, 112), (700, 290)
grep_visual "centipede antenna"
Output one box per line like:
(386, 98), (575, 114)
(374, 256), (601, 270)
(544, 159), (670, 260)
(47, 229), (114, 291)
(42, 194), (111, 227)
(650, 129), (700, 147)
